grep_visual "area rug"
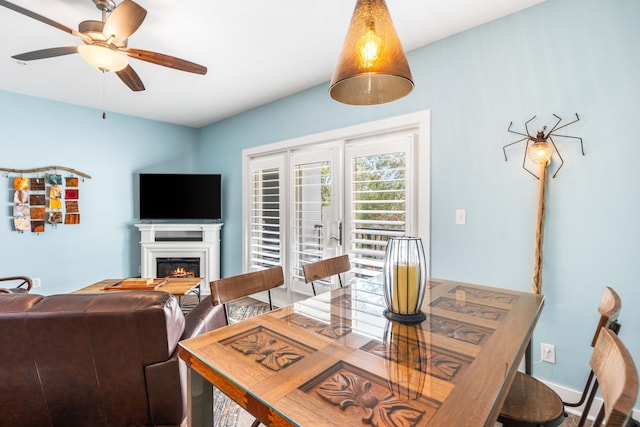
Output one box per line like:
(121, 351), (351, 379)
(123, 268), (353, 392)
(182, 295), (270, 427)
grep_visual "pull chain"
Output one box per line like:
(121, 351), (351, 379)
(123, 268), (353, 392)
(102, 70), (107, 119)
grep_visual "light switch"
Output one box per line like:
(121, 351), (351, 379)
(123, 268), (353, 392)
(455, 209), (466, 225)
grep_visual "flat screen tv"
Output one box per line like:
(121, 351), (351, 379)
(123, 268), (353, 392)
(139, 173), (222, 220)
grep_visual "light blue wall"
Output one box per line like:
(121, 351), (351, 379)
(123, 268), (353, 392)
(0, 91), (199, 293)
(197, 0), (640, 403)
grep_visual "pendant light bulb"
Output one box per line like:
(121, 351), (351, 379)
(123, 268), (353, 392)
(357, 29), (383, 68)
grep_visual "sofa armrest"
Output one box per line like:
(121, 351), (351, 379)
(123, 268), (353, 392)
(145, 357), (186, 426)
(182, 296), (227, 340)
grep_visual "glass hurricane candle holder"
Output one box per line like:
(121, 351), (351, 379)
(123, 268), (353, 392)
(383, 236), (427, 324)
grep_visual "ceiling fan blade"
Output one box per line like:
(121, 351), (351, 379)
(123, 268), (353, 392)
(0, 0), (89, 42)
(12, 46), (79, 61)
(103, 0), (147, 44)
(123, 48), (207, 75)
(116, 65), (145, 91)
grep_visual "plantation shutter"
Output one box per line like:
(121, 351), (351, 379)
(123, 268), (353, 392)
(345, 133), (415, 279)
(248, 155), (285, 272)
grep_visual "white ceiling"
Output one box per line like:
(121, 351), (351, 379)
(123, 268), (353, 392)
(0, 0), (546, 128)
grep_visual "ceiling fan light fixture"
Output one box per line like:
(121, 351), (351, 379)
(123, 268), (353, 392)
(78, 44), (128, 72)
(0, 0), (206, 92)
(330, 0), (413, 106)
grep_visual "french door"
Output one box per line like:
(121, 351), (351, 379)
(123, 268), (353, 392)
(243, 112), (429, 306)
(289, 143), (342, 296)
(345, 133), (416, 282)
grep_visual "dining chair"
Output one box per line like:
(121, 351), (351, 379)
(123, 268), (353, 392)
(0, 276), (32, 294)
(210, 265), (284, 325)
(582, 327), (638, 427)
(498, 286), (622, 427)
(209, 265), (284, 427)
(302, 254), (351, 296)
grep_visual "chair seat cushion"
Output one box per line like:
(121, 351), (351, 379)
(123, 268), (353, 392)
(498, 371), (565, 427)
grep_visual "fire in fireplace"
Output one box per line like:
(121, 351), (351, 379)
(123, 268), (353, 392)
(156, 257), (200, 278)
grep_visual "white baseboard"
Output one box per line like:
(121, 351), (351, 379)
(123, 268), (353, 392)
(543, 379), (640, 422)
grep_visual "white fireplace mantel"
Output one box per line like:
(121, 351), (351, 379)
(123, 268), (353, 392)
(135, 223), (223, 294)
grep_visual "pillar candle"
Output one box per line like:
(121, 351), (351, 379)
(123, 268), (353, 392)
(392, 263), (419, 314)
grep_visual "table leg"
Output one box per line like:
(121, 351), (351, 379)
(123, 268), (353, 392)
(179, 285), (202, 309)
(187, 368), (213, 427)
(192, 283), (201, 302)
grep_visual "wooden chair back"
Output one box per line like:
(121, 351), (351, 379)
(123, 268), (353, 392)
(210, 266), (284, 324)
(563, 287), (624, 416)
(302, 254), (351, 295)
(0, 276), (32, 292)
(592, 286), (622, 346)
(587, 328), (638, 427)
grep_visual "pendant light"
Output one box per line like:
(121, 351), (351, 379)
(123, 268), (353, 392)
(330, 0), (413, 105)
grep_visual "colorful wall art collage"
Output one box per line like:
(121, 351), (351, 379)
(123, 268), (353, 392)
(12, 175), (81, 233)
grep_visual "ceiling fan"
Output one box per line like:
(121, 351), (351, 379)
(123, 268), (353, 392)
(0, 0), (207, 91)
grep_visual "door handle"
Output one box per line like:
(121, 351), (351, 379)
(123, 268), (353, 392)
(329, 222), (342, 246)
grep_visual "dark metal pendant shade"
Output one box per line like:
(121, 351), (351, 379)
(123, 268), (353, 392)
(330, 0), (413, 105)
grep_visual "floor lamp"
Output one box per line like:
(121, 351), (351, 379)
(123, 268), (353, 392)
(503, 113), (584, 372)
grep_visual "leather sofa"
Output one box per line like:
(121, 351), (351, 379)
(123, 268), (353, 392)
(0, 290), (225, 427)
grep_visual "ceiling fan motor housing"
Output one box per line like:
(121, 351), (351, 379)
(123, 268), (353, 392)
(79, 19), (104, 34)
(78, 20), (127, 47)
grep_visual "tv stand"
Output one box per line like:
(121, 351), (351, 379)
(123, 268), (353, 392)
(134, 223), (223, 294)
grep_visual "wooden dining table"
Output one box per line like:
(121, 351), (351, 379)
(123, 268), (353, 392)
(178, 276), (544, 427)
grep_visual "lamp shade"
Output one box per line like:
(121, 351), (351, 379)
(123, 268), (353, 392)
(330, 0), (413, 105)
(78, 44), (128, 72)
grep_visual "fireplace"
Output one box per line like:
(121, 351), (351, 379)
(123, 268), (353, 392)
(135, 223), (223, 294)
(157, 257), (200, 278)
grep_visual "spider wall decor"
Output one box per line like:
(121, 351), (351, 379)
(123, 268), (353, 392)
(503, 113), (584, 179)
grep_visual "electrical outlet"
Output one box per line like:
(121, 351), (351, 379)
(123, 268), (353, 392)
(32, 278), (41, 288)
(455, 209), (466, 225)
(541, 343), (555, 364)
